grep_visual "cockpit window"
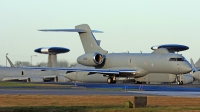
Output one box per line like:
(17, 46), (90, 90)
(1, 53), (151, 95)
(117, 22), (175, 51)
(177, 58), (184, 61)
(169, 58), (184, 61)
(169, 58), (176, 61)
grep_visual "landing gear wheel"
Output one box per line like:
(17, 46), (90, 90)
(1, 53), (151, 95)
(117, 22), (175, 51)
(107, 78), (112, 84)
(112, 80), (116, 84)
(178, 81), (183, 85)
(134, 80), (138, 84)
(107, 77), (116, 84)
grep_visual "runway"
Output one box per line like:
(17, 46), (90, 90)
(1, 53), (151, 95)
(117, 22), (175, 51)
(0, 82), (200, 97)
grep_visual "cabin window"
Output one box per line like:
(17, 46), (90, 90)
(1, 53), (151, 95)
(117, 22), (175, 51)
(169, 58), (184, 61)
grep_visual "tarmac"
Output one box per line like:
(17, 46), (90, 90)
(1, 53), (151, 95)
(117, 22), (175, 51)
(0, 82), (200, 97)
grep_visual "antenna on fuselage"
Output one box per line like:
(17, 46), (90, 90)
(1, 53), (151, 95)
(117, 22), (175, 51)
(151, 44), (189, 54)
(34, 47), (70, 67)
(140, 50), (142, 54)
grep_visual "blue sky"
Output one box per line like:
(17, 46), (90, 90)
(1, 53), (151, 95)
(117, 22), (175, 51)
(0, 0), (200, 65)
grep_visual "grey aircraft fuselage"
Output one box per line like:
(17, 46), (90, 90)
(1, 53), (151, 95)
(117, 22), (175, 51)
(78, 52), (192, 78)
(64, 72), (193, 84)
(0, 67), (69, 82)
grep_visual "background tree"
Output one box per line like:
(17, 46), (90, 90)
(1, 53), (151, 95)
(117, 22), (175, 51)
(14, 61), (31, 67)
(14, 60), (77, 68)
(57, 59), (69, 67)
(35, 61), (47, 67)
(69, 62), (78, 67)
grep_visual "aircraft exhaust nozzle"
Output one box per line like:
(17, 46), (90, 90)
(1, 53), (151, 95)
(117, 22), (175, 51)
(77, 52), (105, 66)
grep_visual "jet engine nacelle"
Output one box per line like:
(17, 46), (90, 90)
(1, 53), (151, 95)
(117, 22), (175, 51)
(77, 53), (105, 66)
(135, 73), (176, 83)
(54, 75), (70, 82)
(181, 74), (194, 84)
(27, 77), (44, 82)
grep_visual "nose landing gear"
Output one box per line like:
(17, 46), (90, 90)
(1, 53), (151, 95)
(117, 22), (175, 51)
(177, 81), (183, 85)
(176, 74), (183, 85)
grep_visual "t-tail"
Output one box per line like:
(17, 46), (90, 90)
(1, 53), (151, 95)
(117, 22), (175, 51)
(75, 24), (107, 54)
(190, 58), (195, 68)
(39, 24), (108, 54)
(190, 58), (196, 72)
(195, 58), (200, 68)
(6, 56), (15, 67)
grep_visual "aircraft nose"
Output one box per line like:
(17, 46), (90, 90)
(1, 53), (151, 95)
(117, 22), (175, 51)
(181, 63), (192, 73)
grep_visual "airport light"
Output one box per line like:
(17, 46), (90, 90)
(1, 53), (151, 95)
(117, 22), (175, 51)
(31, 55), (37, 66)
(6, 53), (8, 67)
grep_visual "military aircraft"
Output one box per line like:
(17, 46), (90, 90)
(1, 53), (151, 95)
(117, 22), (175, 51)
(39, 24), (192, 85)
(194, 58), (200, 71)
(0, 67), (69, 82)
(189, 58), (200, 81)
(0, 47), (70, 82)
(64, 44), (194, 85)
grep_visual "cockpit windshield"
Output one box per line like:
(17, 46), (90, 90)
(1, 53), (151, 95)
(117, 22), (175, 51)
(169, 58), (184, 61)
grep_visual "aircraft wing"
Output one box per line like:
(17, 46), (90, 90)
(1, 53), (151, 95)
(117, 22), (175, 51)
(29, 67), (137, 76)
(1, 76), (55, 82)
(2, 76), (29, 81)
(65, 69), (136, 75)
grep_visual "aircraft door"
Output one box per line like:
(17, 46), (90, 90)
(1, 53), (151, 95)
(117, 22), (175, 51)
(177, 63), (181, 74)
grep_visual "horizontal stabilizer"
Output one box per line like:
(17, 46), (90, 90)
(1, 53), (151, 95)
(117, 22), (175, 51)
(38, 29), (103, 33)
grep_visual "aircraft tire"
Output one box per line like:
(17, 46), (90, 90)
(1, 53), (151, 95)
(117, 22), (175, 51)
(178, 81), (183, 85)
(107, 77), (112, 84)
(180, 81), (183, 85)
(112, 80), (116, 84)
(134, 80), (137, 84)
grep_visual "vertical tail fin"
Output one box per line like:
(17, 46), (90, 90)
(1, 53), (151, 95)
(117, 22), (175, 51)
(6, 56), (15, 67)
(195, 58), (200, 68)
(97, 40), (101, 46)
(75, 24), (108, 54)
(190, 58), (195, 68)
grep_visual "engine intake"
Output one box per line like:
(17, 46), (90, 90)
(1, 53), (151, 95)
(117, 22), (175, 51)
(54, 75), (70, 82)
(77, 53), (105, 66)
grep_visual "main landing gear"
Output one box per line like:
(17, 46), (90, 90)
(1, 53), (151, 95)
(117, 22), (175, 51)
(107, 76), (116, 84)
